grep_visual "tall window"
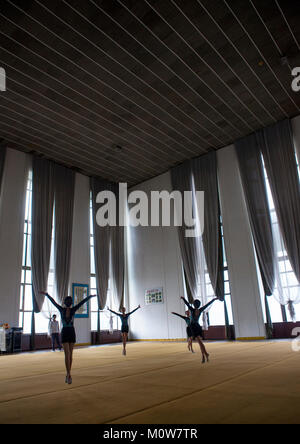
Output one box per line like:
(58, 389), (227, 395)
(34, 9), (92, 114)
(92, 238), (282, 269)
(262, 156), (300, 322)
(205, 220), (233, 326)
(89, 194), (119, 331)
(19, 170), (58, 334)
(19, 170), (33, 333)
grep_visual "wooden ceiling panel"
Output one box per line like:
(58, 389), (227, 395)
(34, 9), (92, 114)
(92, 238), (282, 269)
(0, 0), (299, 186)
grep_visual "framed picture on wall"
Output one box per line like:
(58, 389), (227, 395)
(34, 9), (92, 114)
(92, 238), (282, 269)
(145, 287), (163, 305)
(72, 283), (89, 318)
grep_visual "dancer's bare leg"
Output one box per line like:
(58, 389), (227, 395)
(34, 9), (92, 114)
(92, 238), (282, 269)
(69, 343), (74, 377)
(188, 337), (194, 353)
(122, 333), (128, 355)
(63, 343), (71, 380)
(196, 337), (209, 362)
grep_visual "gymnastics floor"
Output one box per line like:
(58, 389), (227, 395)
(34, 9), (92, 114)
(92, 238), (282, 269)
(0, 340), (299, 424)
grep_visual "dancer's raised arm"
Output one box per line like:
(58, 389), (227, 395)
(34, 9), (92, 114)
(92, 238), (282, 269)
(73, 294), (97, 313)
(171, 311), (188, 321)
(39, 291), (61, 311)
(200, 298), (218, 313)
(180, 296), (193, 311)
(127, 305), (141, 316)
(107, 307), (120, 316)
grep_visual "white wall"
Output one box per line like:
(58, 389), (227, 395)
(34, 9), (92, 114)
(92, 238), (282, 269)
(217, 145), (266, 339)
(68, 173), (91, 345)
(0, 148), (29, 328)
(126, 171), (186, 340)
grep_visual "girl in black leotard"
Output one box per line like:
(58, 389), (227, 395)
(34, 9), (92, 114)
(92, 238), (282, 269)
(171, 310), (194, 353)
(181, 296), (218, 363)
(40, 291), (96, 384)
(107, 305), (140, 355)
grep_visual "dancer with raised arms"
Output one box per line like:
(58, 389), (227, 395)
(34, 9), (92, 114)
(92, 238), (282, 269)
(107, 305), (141, 355)
(40, 291), (97, 384)
(181, 296), (218, 363)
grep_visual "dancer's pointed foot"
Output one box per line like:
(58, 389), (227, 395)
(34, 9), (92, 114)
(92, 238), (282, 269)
(68, 375), (72, 384)
(202, 355), (206, 363)
(206, 353), (210, 362)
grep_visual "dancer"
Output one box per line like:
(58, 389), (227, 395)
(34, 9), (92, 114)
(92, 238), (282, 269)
(40, 291), (96, 384)
(171, 310), (194, 353)
(181, 296), (218, 363)
(107, 305), (141, 355)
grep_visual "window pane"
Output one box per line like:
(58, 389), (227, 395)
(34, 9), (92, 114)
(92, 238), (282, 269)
(19, 312), (23, 329)
(34, 313), (49, 334)
(91, 312), (98, 331)
(24, 285), (33, 311)
(285, 273), (298, 287)
(208, 299), (225, 326)
(91, 296), (98, 311)
(22, 234), (27, 266)
(25, 270), (32, 284)
(23, 312), (32, 334)
(90, 248), (95, 274)
(268, 296), (283, 323)
(225, 282), (230, 294)
(20, 286), (24, 310)
(100, 312), (111, 330)
(26, 236), (31, 267)
(90, 277), (96, 290)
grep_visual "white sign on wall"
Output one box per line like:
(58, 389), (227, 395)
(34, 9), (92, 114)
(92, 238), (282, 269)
(145, 288), (163, 305)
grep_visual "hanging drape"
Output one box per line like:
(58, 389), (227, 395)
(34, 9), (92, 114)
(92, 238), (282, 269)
(170, 160), (199, 303)
(31, 157), (55, 313)
(191, 151), (225, 301)
(261, 119), (300, 286)
(235, 132), (276, 297)
(91, 177), (112, 310)
(235, 132), (275, 337)
(53, 164), (75, 303)
(0, 146), (6, 195)
(110, 183), (125, 311)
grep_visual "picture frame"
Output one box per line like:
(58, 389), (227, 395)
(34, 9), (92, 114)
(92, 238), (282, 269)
(72, 283), (89, 318)
(145, 287), (163, 305)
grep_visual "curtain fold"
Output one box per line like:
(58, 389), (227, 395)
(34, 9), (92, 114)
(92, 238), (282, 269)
(110, 183), (125, 311)
(53, 164), (75, 303)
(261, 119), (300, 285)
(192, 152), (224, 301)
(91, 177), (112, 310)
(170, 160), (199, 303)
(235, 132), (275, 297)
(31, 157), (55, 313)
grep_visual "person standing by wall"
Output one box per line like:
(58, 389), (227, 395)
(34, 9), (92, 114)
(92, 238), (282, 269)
(48, 314), (62, 352)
